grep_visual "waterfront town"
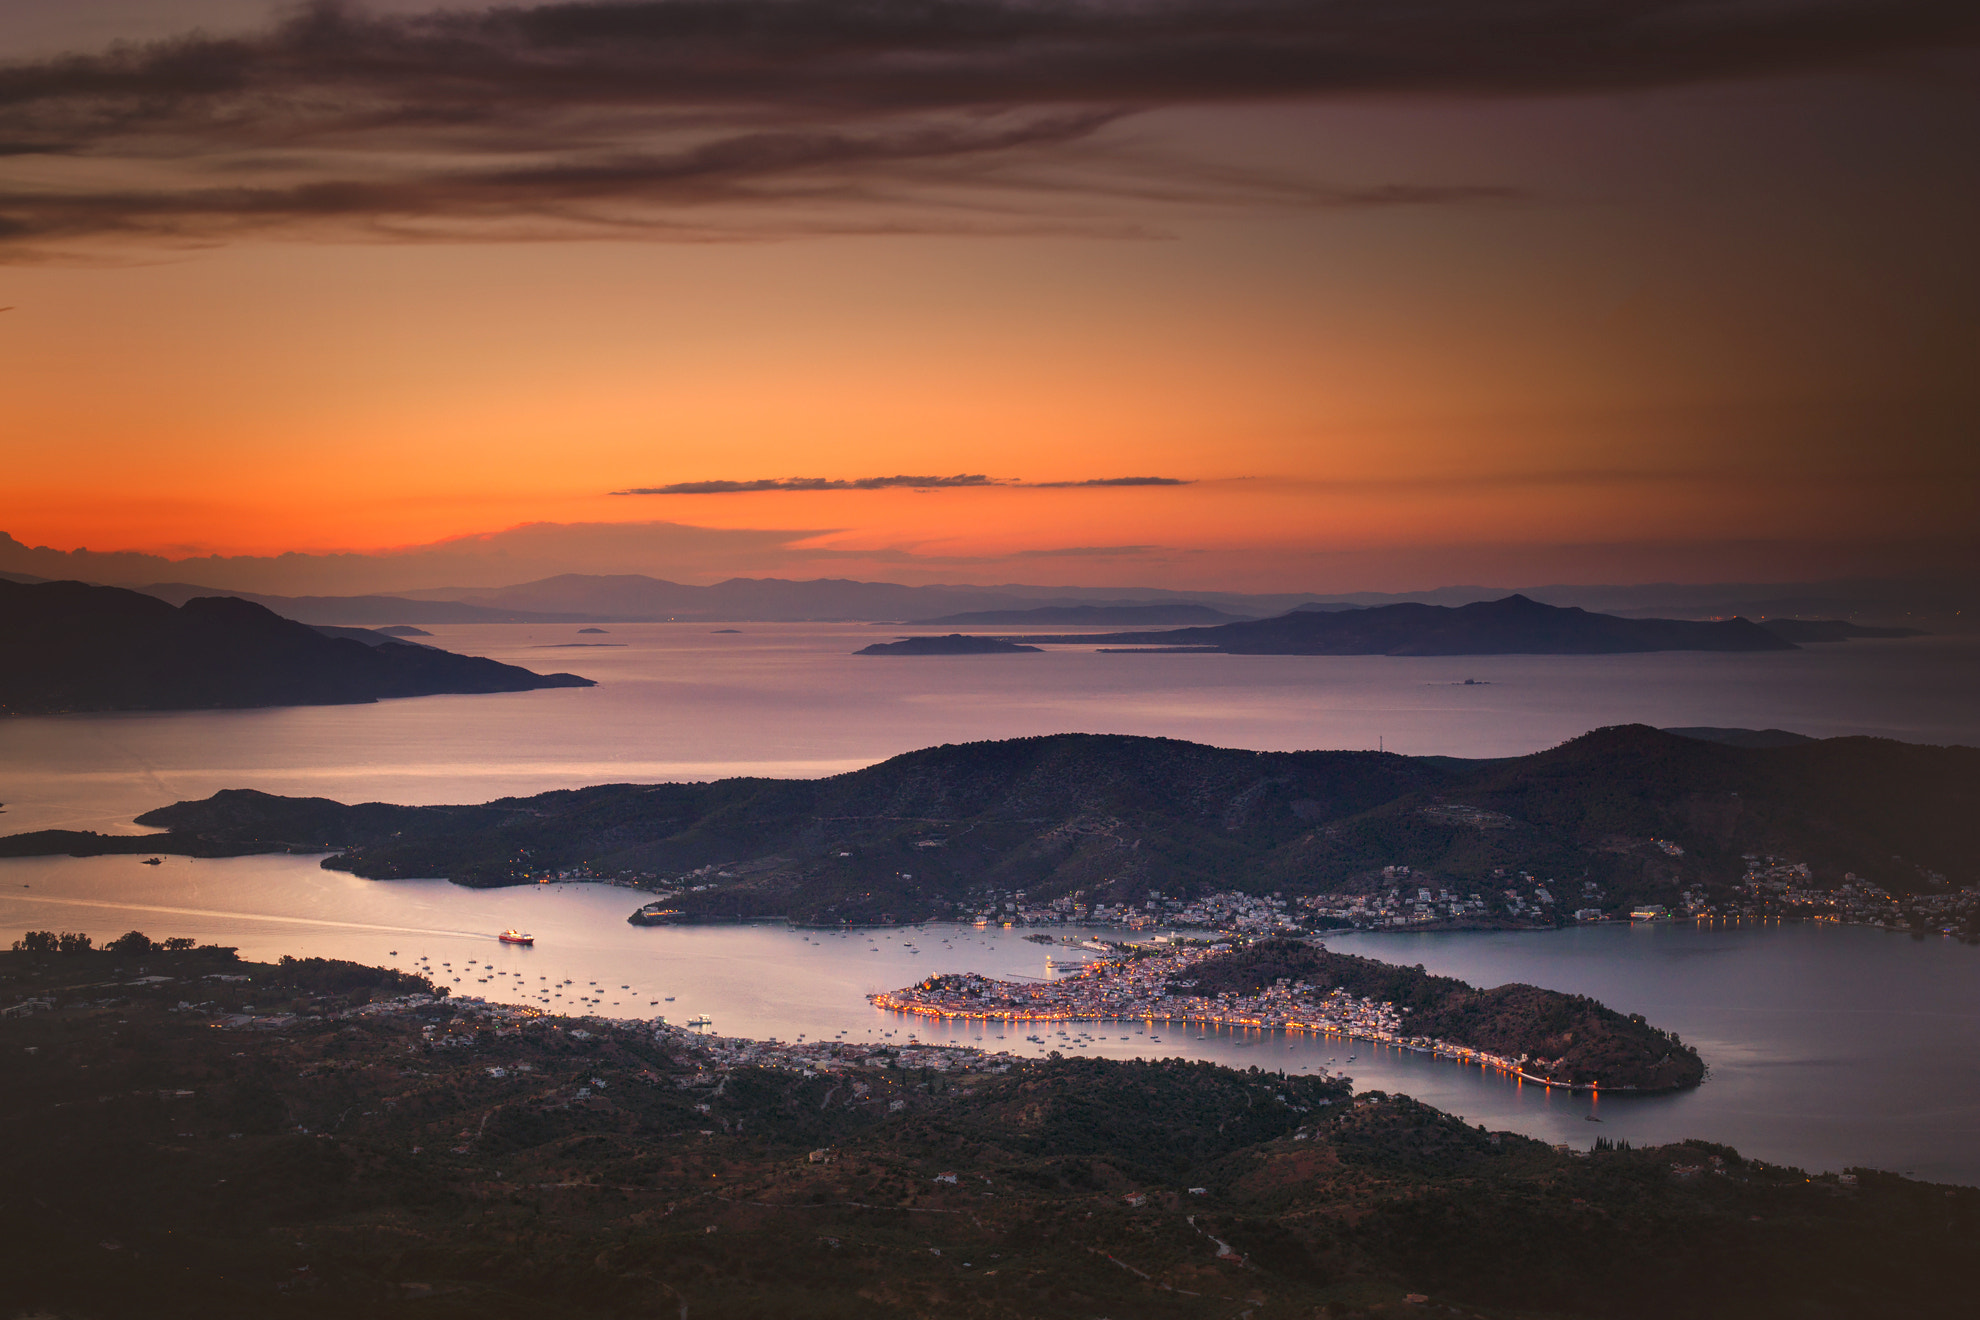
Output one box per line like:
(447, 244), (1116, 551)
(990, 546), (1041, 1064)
(1711, 855), (1980, 937)
(628, 862), (1980, 943)
(871, 945), (1553, 1089)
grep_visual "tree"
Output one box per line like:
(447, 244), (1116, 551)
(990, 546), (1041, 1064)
(55, 932), (93, 954)
(106, 931), (156, 956)
(10, 930), (57, 954)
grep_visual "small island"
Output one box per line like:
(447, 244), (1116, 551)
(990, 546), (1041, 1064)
(912, 603), (1250, 626)
(856, 633), (1041, 656)
(1025, 593), (1799, 655)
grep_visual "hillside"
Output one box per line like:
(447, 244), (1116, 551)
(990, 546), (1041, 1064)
(10, 726), (1969, 924)
(1024, 594), (1797, 654)
(0, 579), (593, 715)
(1, 941), (1971, 1319)
(1186, 939), (1703, 1090)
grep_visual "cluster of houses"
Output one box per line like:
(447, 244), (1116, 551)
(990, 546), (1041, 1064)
(1730, 856), (1977, 937)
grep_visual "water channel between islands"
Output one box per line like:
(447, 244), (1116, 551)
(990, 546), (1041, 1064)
(6, 851), (1978, 1185)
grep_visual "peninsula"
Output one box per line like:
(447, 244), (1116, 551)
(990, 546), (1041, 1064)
(1018, 593), (1796, 654)
(0, 579), (593, 715)
(856, 634), (1041, 655)
(877, 936), (1703, 1091)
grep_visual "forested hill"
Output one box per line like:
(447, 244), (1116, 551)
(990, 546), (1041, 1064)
(0, 579), (593, 714)
(5, 943), (1971, 1318)
(1019, 593), (1795, 654)
(8, 725), (1970, 924)
(1186, 938), (1703, 1090)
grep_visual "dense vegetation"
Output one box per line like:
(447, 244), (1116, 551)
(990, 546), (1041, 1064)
(1, 724), (1959, 924)
(1, 942), (1970, 1318)
(0, 578), (592, 714)
(1186, 939), (1703, 1089)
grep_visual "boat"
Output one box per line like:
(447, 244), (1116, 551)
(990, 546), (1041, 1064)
(687, 1014), (712, 1027)
(497, 930), (534, 945)
(141, 857), (163, 866)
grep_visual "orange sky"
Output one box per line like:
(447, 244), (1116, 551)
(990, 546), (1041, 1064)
(1, 6), (1975, 591)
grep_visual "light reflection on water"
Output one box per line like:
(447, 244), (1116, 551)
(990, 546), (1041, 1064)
(1, 625), (1973, 834)
(4, 852), (1977, 1185)
(2, 627), (1976, 1179)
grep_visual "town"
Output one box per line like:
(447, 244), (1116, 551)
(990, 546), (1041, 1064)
(872, 944), (1563, 1090)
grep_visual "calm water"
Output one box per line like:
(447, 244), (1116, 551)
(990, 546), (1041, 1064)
(0, 625), (1973, 834)
(2, 853), (1976, 1182)
(2, 626), (1977, 1181)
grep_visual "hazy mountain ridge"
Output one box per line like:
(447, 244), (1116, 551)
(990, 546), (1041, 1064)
(0, 580), (593, 715)
(19, 726), (1966, 924)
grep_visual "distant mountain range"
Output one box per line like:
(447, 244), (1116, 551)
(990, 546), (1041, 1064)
(9, 550), (1966, 632)
(0, 580), (593, 716)
(1015, 594), (1797, 655)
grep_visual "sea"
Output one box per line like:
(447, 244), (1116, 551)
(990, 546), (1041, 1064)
(3, 624), (1977, 1181)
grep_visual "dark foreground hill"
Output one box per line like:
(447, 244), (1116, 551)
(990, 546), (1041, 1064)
(0, 579), (593, 714)
(11, 725), (1973, 926)
(1, 941), (1971, 1319)
(1025, 593), (1796, 654)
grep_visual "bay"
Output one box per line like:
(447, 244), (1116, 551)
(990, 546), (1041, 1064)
(3, 852), (1977, 1182)
(2, 623), (1977, 1182)
(0, 624), (1973, 835)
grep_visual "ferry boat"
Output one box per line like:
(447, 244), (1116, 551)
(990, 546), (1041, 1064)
(687, 1014), (712, 1027)
(141, 857), (163, 866)
(497, 930), (534, 945)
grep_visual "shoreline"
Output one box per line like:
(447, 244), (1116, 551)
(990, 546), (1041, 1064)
(868, 996), (1652, 1094)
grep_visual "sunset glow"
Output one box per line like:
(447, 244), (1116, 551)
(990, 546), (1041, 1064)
(1, 3), (1974, 591)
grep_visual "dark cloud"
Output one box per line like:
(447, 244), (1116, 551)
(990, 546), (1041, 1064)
(6, 0), (1964, 252)
(1026, 476), (1190, 488)
(618, 475), (1000, 494)
(615, 474), (1193, 494)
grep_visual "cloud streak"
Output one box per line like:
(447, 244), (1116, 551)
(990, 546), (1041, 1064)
(4, 0), (1967, 253)
(614, 474), (1191, 494)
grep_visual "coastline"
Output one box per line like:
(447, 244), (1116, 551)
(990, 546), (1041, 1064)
(870, 939), (1705, 1094)
(870, 993), (1642, 1093)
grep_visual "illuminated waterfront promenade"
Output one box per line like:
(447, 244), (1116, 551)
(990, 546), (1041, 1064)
(871, 946), (1604, 1092)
